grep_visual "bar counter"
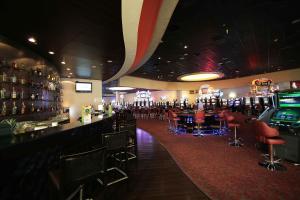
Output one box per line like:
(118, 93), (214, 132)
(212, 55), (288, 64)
(0, 114), (114, 160)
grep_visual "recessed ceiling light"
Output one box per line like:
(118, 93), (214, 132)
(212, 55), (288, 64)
(170, 71), (174, 73)
(184, 53), (188, 56)
(158, 57), (161, 60)
(91, 65), (97, 69)
(178, 72), (224, 81)
(66, 68), (71, 71)
(69, 72), (73, 75)
(274, 38), (279, 42)
(48, 51), (55, 55)
(108, 87), (135, 91)
(61, 61), (66, 65)
(184, 45), (188, 49)
(67, 75), (71, 78)
(226, 29), (229, 35)
(179, 57), (184, 60)
(107, 60), (112, 63)
(167, 60), (171, 63)
(28, 37), (37, 44)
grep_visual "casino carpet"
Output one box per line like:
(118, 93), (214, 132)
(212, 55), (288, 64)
(136, 116), (300, 200)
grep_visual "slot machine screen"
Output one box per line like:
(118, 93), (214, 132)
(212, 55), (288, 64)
(278, 91), (300, 108)
(245, 97), (250, 105)
(255, 97), (259, 104)
(264, 97), (269, 104)
(235, 98), (240, 105)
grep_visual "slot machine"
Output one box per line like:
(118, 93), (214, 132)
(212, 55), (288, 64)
(269, 90), (300, 163)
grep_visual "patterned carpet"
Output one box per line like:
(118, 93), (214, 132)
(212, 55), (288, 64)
(137, 118), (300, 200)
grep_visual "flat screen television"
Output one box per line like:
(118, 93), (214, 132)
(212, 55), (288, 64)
(278, 91), (300, 108)
(75, 81), (92, 93)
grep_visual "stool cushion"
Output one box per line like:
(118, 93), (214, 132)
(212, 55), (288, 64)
(265, 137), (285, 145)
(228, 123), (240, 127)
(195, 120), (204, 124)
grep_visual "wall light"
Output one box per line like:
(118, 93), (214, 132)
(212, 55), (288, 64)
(108, 87), (135, 91)
(178, 72), (224, 81)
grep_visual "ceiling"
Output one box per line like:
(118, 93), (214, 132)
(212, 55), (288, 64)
(0, 0), (125, 81)
(131, 0), (300, 82)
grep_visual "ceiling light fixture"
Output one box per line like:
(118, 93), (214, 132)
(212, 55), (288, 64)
(48, 51), (55, 55)
(61, 61), (66, 65)
(66, 68), (71, 71)
(107, 60), (112, 63)
(69, 72), (73, 75)
(28, 37), (37, 44)
(184, 53), (188, 56)
(184, 45), (188, 49)
(92, 65), (97, 69)
(158, 57), (161, 60)
(108, 87), (135, 91)
(178, 72), (224, 82)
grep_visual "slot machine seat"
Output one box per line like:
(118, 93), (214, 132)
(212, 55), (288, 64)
(256, 121), (286, 171)
(193, 111), (205, 136)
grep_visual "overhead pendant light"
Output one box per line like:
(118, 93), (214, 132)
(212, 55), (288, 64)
(178, 72), (224, 81)
(48, 51), (55, 55)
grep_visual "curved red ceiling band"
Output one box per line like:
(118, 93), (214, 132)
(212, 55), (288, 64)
(129, 0), (163, 73)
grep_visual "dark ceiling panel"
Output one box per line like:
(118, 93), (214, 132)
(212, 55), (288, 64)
(0, 0), (124, 81)
(131, 0), (300, 82)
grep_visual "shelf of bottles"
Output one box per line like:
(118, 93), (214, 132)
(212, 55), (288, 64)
(0, 60), (62, 121)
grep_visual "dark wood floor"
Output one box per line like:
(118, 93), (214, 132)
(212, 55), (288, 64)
(96, 128), (209, 200)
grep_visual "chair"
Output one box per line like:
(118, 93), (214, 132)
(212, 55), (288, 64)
(48, 147), (106, 200)
(193, 110), (205, 136)
(225, 113), (243, 147)
(256, 121), (286, 171)
(102, 131), (129, 186)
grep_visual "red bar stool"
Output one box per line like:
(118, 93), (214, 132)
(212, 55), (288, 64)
(169, 111), (180, 134)
(225, 113), (243, 147)
(256, 121), (286, 171)
(215, 110), (227, 135)
(193, 110), (205, 136)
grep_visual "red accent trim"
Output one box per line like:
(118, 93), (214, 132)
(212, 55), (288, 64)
(129, 0), (163, 73)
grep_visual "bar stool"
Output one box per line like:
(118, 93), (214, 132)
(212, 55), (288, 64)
(214, 110), (227, 135)
(193, 110), (205, 136)
(256, 121), (286, 171)
(48, 146), (107, 200)
(101, 131), (129, 186)
(170, 111), (181, 134)
(225, 113), (243, 147)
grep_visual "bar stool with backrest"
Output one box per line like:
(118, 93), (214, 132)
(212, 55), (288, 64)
(225, 112), (243, 147)
(48, 146), (107, 200)
(116, 123), (137, 162)
(193, 110), (205, 136)
(101, 131), (129, 186)
(256, 121), (286, 171)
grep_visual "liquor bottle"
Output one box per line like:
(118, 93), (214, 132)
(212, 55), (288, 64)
(11, 73), (17, 83)
(1, 101), (7, 116)
(11, 87), (17, 99)
(12, 101), (17, 115)
(20, 88), (25, 99)
(1, 72), (7, 82)
(31, 91), (35, 100)
(0, 87), (6, 99)
(35, 92), (39, 100)
(21, 101), (26, 114)
(31, 103), (35, 112)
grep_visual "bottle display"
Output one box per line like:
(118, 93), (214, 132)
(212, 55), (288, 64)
(0, 41), (62, 121)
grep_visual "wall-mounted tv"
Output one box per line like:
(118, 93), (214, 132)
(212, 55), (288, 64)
(75, 81), (92, 93)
